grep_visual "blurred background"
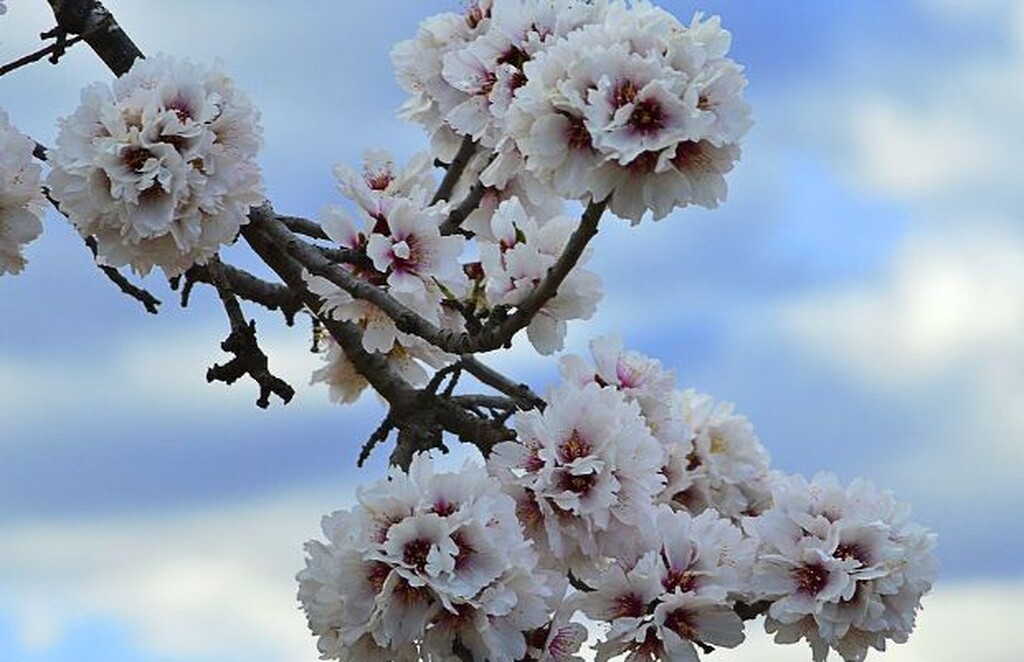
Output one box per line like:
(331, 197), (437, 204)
(1, 1), (1022, 660)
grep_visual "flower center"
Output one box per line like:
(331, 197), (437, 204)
(612, 80), (640, 108)
(663, 607), (699, 640)
(794, 561), (830, 596)
(122, 146), (153, 172)
(628, 99), (665, 135)
(558, 430), (592, 463)
(673, 140), (715, 172)
(563, 113), (593, 151)
(557, 470), (597, 495)
(366, 560), (391, 594)
(610, 592), (646, 619)
(402, 537), (433, 571)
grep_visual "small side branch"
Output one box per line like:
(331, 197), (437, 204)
(440, 179), (488, 236)
(359, 414), (396, 468)
(471, 197), (606, 349)
(430, 135), (477, 205)
(204, 256), (295, 408)
(182, 261), (303, 325)
(83, 237), (162, 314)
(0, 31), (88, 77)
(459, 356), (544, 411)
(278, 214), (329, 241)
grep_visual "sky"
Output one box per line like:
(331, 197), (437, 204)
(1, 0), (1023, 660)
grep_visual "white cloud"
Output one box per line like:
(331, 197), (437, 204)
(780, 227), (1024, 390)
(835, 3), (1024, 213)
(0, 487), (351, 662)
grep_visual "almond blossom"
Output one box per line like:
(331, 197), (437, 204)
(46, 54), (264, 276)
(297, 453), (565, 661)
(579, 507), (754, 662)
(0, 110), (45, 276)
(478, 196), (602, 354)
(507, 1), (751, 222)
(487, 381), (665, 572)
(746, 473), (938, 662)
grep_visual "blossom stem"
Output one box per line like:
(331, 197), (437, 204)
(430, 135), (477, 205)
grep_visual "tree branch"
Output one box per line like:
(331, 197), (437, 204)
(204, 255), (296, 408)
(458, 355), (545, 411)
(182, 261), (303, 325)
(0, 31), (89, 77)
(278, 214), (329, 241)
(430, 135), (477, 206)
(46, 0), (143, 76)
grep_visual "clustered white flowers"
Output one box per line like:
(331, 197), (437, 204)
(296, 3), (934, 660)
(297, 454), (578, 662)
(46, 54), (264, 277)
(747, 473), (937, 662)
(0, 0), (935, 659)
(394, 0), (751, 224)
(0, 110), (45, 276)
(300, 334), (936, 662)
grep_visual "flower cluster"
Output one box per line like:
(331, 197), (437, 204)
(479, 197), (601, 353)
(488, 380), (665, 572)
(47, 54), (264, 277)
(747, 473), (937, 662)
(394, 0), (751, 224)
(0, 110), (45, 276)
(560, 335), (773, 520)
(301, 333), (935, 661)
(304, 149), (467, 400)
(305, 142), (604, 401)
(579, 506), (756, 661)
(297, 454), (576, 661)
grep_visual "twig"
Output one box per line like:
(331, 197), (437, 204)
(204, 255), (295, 408)
(359, 414), (396, 468)
(0, 31), (89, 77)
(439, 179), (488, 236)
(458, 356), (545, 410)
(278, 214), (329, 241)
(78, 237), (162, 314)
(430, 135), (477, 205)
(182, 261), (304, 325)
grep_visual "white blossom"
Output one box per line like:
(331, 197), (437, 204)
(488, 381), (664, 571)
(580, 507), (752, 661)
(507, 1), (751, 222)
(46, 54), (263, 277)
(479, 196), (602, 354)
(658, 388), (773, 520)
(0, 110), (45, 276)
(746, 473), (937, 662)
(298, 454), (563, 661)
(366, 197), (467, 301)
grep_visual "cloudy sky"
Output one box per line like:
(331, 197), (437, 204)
(1, 0), (1023, 660)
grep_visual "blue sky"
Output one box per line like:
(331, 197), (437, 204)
(2, 1), (1023, 660)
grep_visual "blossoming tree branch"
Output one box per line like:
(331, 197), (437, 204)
(0, 1), (936, 660)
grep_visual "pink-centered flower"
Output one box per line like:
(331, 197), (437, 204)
(0, 110), (45, 276)
(47, 54), (264, 276)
